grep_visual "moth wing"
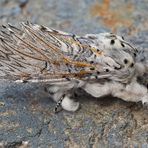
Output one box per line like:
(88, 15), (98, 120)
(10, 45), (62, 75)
(0, 22), (112, 82)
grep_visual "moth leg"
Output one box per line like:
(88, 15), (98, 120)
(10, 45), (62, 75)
(113, 80), (148, 104)
(45, 83), (80, 112)
(141, 95), (148, 108)
(54, 94), (64, 113)
(60, 93), (80, 112)
(61, 81), (82, 112)
(53, 92), (80, 112)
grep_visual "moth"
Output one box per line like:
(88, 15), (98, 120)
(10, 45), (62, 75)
(84, 44), (148, 107)
(0, 22), (147, 112)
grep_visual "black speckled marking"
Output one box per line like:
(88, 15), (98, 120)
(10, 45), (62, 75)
(105, 69), (109, 72)
(90, 61), (94, 64)
(110, 40), (115, 45)
(40, 25), (47, 31)
(124, 59), (128, 64)
(134, 53), (137, 57)
(94, 54), (97, 59)
(114, 66), (121, 70)
(121, 43), (125, 47)
(90, 67), (95, 70)
(130, 63), (134, 67)
(2, 25), (7, 28)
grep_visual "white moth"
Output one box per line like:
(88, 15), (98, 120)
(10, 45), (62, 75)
(0, 22), (147, 112)
(84, 46), (148, 107)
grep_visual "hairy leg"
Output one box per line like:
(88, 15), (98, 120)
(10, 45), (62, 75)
(83, 81), (123, 98)
(45, 80), (81, 112)
(83, 79), (148, 105)
(113, 78), (147, 103)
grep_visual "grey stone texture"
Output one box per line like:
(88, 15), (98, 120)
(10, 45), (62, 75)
(0, 0), (148, 147)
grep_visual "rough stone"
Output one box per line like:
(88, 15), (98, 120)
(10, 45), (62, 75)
(0, 0), (148, 147)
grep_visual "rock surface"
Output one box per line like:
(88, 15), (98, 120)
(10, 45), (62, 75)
(0, 0), (148, 147)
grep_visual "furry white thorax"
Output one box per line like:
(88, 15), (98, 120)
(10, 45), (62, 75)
(83, 55), (148, 106)
(83, 77), (148, 104)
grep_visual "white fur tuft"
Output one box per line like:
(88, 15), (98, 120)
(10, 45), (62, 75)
(61, 96), (80, 112)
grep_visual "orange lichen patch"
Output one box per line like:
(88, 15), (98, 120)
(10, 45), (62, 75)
(91, 0), (110, 16)
(90, 0), (134, 32)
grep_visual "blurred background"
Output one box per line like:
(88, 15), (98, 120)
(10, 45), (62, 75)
(0, 0), (148, 35)
(0, 0), (148, 147)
